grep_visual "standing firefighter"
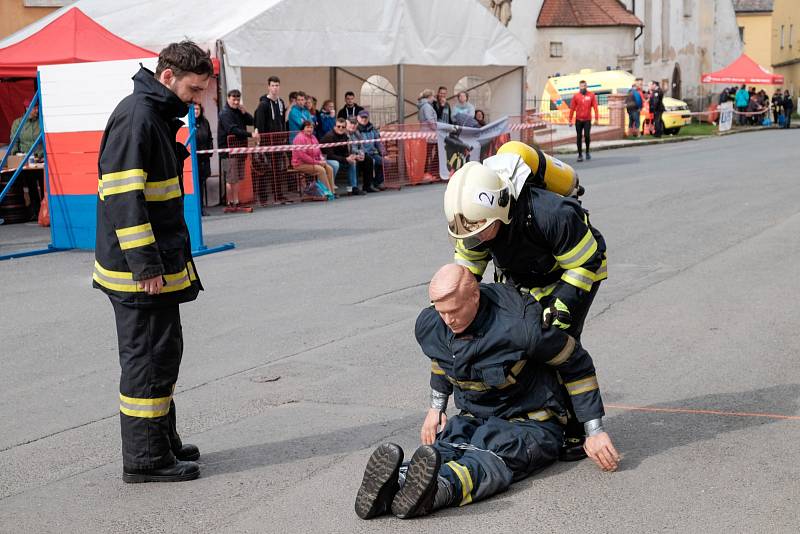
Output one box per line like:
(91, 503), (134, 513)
(94, 42), (213, 483)
(446, 141), (607, 462)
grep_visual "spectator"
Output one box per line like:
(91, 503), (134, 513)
(735, 84), (749, 126)
(624, 78), (644, 138)
(474, 109), (487, 127)
(432, 86), (452, 124)
(287, 91), (298, 121)
(782, 90), (794, 129)
(718, 87), (730, 105)
(217, 89), (255, 212)
(317, 99), (337, 139)
(193, 103), (213, 216)
(418, 88), (438, 179)
(253, 75), (289, 203)
(338, 90), (364, 120)
(452, 91), (475, 121)
(292, 120), (336, 199)
(569, 80), (599, 161)
(771, 88), (783, 125)
(357, 110), (387, 191)
(287, 91), (312, 142)
(306, 95), (320, 131)
(8, 101), (44, 220)
(345, 117), (376, 193)
(322, 117), (365, 196)
(648, 80), (665, 138)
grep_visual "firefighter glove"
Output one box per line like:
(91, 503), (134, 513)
(542, 298), (571, 330)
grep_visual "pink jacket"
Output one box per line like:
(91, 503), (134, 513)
(291, 131), (324, 167)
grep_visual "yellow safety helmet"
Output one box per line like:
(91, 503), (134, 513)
(496, 140), (579, 197)
(444, 161), (512, 250)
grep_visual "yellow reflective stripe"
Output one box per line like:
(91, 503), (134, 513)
(446, 376), (488, 391)
(530, 283), (558, 301)
(115, 223), (155, 251)
(187, 261), (197, 281)
(94, 260), (133, 279)
(561, 267), (594, 292)
(595, 258), (608, 281)
(102, 168), (147, 183)
(93, 261), (193, 293)
(565, 375), (599, 396)
(546, 336), (576, 366)
(446, 461), (473, 506)
(431, 361), (446, 375)
(555, 228), (598, 270)
(162, 268), (191, 293)
(445, 360), (526, 391)
(454, 257), (488, 275)
(145, 177), (181, 202)
(119, 392), (171, 418)
(527, 409), (553, 421)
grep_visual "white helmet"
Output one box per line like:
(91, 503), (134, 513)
(444, 161), (513, 249)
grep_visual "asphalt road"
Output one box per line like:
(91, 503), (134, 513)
(1, 129), (799, 533)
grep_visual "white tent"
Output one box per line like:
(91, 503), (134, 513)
(1, 0), (528, 123)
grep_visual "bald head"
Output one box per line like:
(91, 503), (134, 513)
(429, 264), (480, 334)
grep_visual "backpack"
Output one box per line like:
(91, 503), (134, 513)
(625, 91), (638, 112)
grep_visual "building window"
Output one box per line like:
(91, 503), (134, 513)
(781, 25), (785, 49)
(360, 75), (397, 127)
(739, 26), (745, 43)
(454, 76), (492, 119)
(644, 0), (653, 64)
(549, 42), (563, 58)
(790, 25), (794, 48)
(661, 0), (670, 61)
(683, 0), (692, 17)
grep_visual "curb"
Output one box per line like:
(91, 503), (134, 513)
(552, 124), (798, 154)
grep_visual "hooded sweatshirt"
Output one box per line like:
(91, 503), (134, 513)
(254, 94), (286, 133)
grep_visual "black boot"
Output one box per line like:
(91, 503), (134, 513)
(559, 435), (588, 462)
(175, 444), (200, 462)
(355, 443), (404, 520)
(122, 460), (200, 483)
(391, 445), (442, 519)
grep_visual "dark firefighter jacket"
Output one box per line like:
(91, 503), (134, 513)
(453, 186), (607, 317)
(93, 66), (202, 308)
(415, 283), (605, 423)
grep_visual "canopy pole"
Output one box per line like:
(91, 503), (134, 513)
(520, 66), (527, 121)
(397, 64), (405, 183)
(329, 67), (337, 103)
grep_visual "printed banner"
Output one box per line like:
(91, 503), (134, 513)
(718, 102), (733, 132)
(436, 117), (509, 179)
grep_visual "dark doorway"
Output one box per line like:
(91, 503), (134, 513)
(671, 63), (682, 99)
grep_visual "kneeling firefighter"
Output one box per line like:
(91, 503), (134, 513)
(444, 141), (608, 460)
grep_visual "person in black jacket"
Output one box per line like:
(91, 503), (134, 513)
(321, 117), (365, 195)
(193, 103), (213, 215)
(217, 89), (255, 211)
(649, 80), (665, 137)
(253, 76), (289, 203)
(95, 41), (213, 483)
(782, 90), (794, 129)
(337, 91), (364, 120)
(354, 265), (619, 520)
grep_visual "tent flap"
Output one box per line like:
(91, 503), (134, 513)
(701, 53), (784, 85)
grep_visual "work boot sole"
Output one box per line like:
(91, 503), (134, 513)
(391, 445), (441, 519)
(122, 469), (199, 484)
(355, 443), (403, 520)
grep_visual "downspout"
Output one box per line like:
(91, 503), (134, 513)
(632, 0), (643, 56)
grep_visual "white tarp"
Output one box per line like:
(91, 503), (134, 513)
(0, 0), (527, 68)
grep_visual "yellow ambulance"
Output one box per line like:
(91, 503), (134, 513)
(539, 69), (691, 134)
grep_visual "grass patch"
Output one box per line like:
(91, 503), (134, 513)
(676, 122), (717, 136)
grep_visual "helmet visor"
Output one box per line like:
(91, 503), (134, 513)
(447, 215), (493, 250)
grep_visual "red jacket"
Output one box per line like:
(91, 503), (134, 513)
(569, 91), (599, 122)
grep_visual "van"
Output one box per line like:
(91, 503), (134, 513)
(539, 69), (691, 134)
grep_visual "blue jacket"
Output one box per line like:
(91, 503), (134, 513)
(735, 88), (750, 108)
(357, 122), (384, 156)
(287, 104), (313, 142)
(316, 112), (337, 139)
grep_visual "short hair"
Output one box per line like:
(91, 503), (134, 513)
(268, 75), (280, 84)
(458, 91), (468, 100)
(227, 89), (241, 97)
(579, 80), (587, 84)
(420, 88), (434, 99)
(438, 86), (447, 92)
(288, 91), (298, 100)
(345, 91), (355, 98)
(346, 117), (358, 124)
(300, 120), (313, 129)
(652, 80), (660, 86)
(635, 77), (643, 82)
(296, 90), (307, 98)
(335, 117), (347, 125)
(156, 41), (213, 79)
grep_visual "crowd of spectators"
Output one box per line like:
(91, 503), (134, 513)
(719, 85), (795, 128)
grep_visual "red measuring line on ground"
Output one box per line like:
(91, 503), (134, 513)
(606, 403), (800, 421)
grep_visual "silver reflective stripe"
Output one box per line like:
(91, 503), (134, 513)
(564, 269), (594, 287)
(117, 229), (153, 247)
(145, 181), (181, 200)
(93, 266), (138, 288)
(119, 399), (170, 413)
(559, 233), (597, 267)
(454, 258), (486, 271)
(165, 274), (189, 288)
(98, 175), (146, 194)
(595, 262), (608, 278)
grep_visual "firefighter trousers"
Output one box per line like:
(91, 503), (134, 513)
(111, 300), (184, 470)
(432, 414), (561, 507)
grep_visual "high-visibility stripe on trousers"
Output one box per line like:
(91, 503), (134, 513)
(111, 300), (184, 470)
(432, 414), (561, 507)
